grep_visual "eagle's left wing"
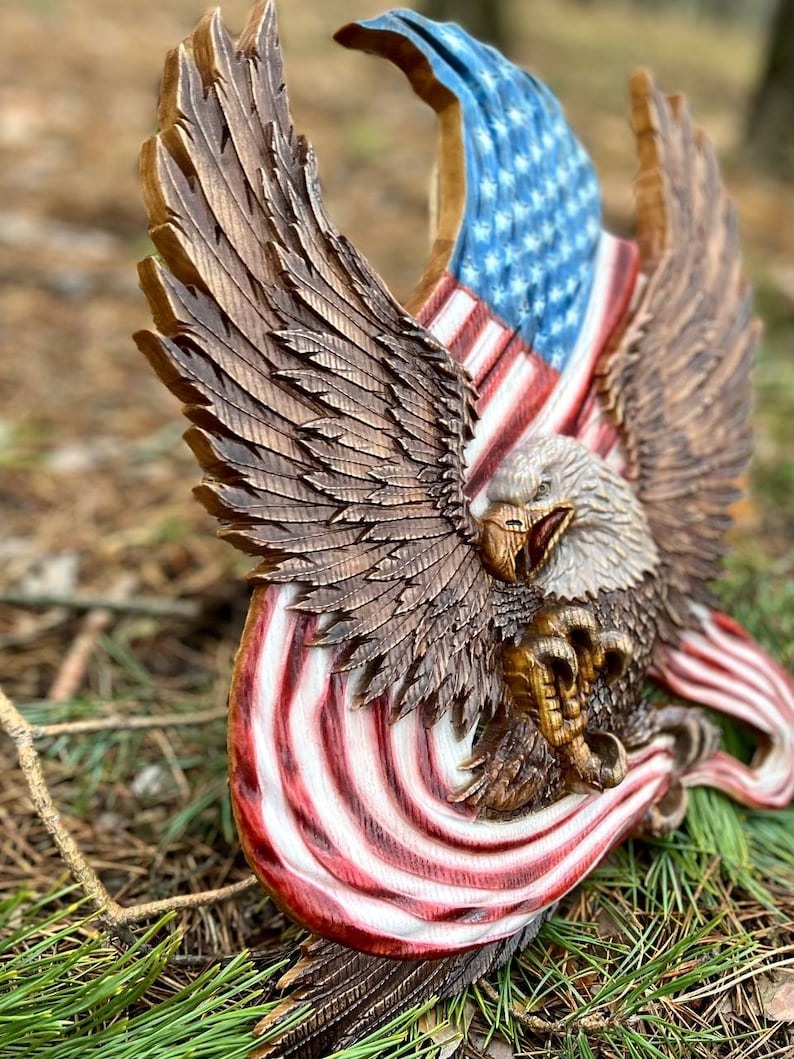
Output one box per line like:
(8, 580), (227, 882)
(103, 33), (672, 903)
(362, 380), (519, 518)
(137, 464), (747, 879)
(135, 1), (504, 730)
(598, 71), (760, 633)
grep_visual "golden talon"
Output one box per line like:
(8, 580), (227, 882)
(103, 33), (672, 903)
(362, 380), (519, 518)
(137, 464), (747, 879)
(653, 704), (720, 770)
(533, 608), (614, 693)
(562, 731), (627, 792)
(588, 730), (628, 787)
(499, 605), (634, 797)
(503, 635), (582, 751)
(532, 606), (600, 641)
(504, 636), (578, 695)
(599, 629), (634, 684)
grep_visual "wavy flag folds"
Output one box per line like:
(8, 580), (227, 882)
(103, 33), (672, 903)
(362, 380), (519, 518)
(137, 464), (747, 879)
(228, 12), (794, 958)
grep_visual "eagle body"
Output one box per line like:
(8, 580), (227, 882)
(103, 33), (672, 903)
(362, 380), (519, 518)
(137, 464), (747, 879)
(456, 434), (666, 811)
(134, 3), (770, 1055)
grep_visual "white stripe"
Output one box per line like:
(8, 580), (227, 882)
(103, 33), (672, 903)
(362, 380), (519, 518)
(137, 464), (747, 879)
(660, 656), (765, 723)
(603, 439), (626, 473)
(697, 605), (793, 714)
(465, 319), (508, 379)
(466, 353), (545, 504)
(663, 605), (794, 810)
(663, 645), (779, 731)
(684, 748), (794, 808)
(428, 287), (477, 346)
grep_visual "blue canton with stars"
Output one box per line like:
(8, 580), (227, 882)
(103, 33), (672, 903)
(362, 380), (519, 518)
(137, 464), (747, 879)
(355, 10), (602, 371)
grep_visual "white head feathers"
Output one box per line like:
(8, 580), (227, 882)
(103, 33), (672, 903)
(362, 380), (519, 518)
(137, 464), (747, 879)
(487, 435), (659, 601)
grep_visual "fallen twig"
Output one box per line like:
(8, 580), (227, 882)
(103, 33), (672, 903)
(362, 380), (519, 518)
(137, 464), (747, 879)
(25, 705), (228, 739)
(0, 683), (255, 940)
(48, 574), (138, 702)
(0, 590), (200, 620)
(477, 979), (612, 1034)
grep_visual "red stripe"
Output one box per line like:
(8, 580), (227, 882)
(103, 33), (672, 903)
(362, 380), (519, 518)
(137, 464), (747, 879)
(466, 354), (559, 497)
(558, 238), (639, 436)
(416, 271), (457, 327)
(477, 336), (552, 407)
(712, 611), (794, 702)
(448, 295), (489, 363)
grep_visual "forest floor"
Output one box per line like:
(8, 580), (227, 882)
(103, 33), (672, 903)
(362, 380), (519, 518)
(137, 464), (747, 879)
(0, 1), (792, 1057)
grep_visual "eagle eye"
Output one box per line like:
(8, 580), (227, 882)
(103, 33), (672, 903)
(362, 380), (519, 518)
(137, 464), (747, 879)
(533, 480), (551, 501)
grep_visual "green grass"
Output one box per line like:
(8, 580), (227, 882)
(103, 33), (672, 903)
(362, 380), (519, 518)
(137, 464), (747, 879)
(3, 750), (791, 1058)
(0, 892), (284, 1058)
(0, 891), (450, 1059)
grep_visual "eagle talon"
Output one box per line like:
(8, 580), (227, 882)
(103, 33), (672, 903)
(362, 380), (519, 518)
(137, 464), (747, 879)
(640, 780), (689, 836)
(588, 730), (628, 787)
(599, 630), (633, 684)
(627, 707), (718, 836)
(499, 605), (634, 798)
(652, 704), (721, 772)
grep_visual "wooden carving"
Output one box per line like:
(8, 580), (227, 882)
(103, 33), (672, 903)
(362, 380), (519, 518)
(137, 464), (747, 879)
(135, 4), (794, 1055)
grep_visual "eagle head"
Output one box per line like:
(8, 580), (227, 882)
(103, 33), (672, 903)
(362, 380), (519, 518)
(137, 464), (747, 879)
(478, 435), (658, 601)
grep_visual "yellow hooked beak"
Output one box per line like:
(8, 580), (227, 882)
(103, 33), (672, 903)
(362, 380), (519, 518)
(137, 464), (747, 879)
(478, 500), (574, 583)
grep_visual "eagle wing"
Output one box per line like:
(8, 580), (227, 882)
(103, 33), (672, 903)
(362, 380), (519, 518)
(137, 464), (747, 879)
(599, 71), (760, 630)
(134, 1), (501, 730)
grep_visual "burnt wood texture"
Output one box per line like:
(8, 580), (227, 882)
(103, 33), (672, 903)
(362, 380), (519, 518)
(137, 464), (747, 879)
(598, 72), (759, 638)
(135, 2), (758, 1054)
(135, 0), (506, 736)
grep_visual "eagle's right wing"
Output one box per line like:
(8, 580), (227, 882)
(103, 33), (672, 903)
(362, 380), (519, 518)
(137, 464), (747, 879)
(135, 1), (503, 729)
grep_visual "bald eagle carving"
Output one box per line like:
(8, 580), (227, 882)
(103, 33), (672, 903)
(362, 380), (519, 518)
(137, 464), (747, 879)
(134, 3), (770, 1055)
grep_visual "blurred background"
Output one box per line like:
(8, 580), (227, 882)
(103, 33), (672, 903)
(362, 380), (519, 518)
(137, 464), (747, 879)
(0, 0), (791, 934)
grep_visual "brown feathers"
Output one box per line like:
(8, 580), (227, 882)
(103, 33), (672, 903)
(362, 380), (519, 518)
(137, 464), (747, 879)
(135, 1), (501, 731)
(598, 71), (759, 630)
(250, 923), (546, 1058)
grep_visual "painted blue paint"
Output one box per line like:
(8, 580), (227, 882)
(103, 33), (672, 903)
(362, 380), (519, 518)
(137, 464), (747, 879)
(355, 10), (602, 370)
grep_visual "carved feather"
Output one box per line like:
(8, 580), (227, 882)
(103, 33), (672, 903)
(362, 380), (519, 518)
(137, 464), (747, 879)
(598, 71), (760, 629)
(135, 0), (503, 729)
(250, 921), (545, 1058)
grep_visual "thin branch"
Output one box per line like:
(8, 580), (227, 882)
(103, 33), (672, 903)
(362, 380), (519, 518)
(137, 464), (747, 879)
(476, 980), (611, 1033)
(0, 685), (125, 922)
(0, 590), (201, 619)
(112, 877), (259, 925)
(48, 574), (138, 701)
(27, 705), (228, 739)
(0, 683), (256, 942)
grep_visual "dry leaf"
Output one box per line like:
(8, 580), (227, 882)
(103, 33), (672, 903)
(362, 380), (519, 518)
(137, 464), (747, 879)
(483, 1039), (515, 1059)
(417, 1000), (475, 1058)
(761, 973), (794, 1022)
